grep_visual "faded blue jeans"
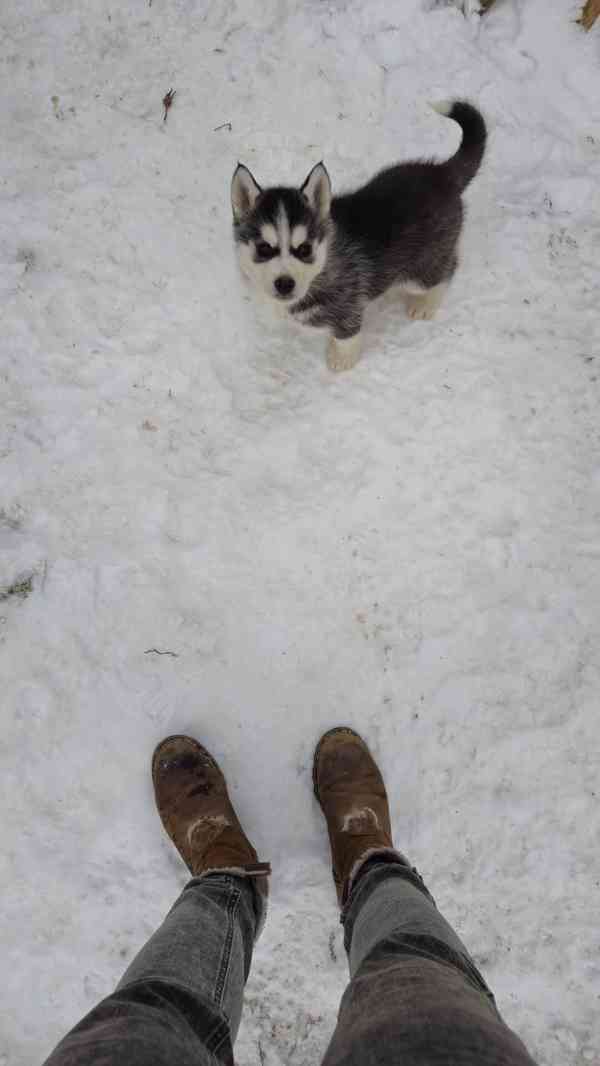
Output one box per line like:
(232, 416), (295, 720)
(43, 855), (537, 1066)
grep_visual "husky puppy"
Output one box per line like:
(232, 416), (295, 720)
(231, 101), (486, 371)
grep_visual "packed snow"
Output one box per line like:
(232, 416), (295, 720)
(2, 2), (599, 1064)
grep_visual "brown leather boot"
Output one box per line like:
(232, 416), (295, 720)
(152, 735), (271, 889)
(313, 726), (397, 905)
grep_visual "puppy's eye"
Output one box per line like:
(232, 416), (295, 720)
(256, 241), (276, 260)
(295, 242), (312, 260)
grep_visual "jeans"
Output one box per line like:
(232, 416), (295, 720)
(42, 855), (537, 1066)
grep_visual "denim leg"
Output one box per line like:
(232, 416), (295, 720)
(321, 858), (538, 1066)
(43, 874), (264, 1066)
(343, 857), (477, 978)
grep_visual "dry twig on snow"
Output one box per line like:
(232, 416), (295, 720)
(162, 88), (176, 122)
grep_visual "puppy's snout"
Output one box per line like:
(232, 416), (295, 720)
(274, 275), (295, 297)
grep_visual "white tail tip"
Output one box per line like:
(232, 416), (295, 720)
(428, 99), (453, 117)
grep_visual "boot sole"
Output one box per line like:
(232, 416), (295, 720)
(152, 734), (219, 792)
(312, 726), (365, 801)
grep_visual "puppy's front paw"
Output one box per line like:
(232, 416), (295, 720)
(326, 334), (361, 373)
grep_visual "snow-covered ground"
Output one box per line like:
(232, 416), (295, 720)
(2, 1), (599, 1063)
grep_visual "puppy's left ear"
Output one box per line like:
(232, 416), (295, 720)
(300, 162), (331, 221)
(231, 163), (262, 222)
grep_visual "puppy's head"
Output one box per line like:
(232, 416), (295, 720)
(231, 162), (331, 304)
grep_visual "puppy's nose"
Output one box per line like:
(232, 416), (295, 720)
(274, 275), (295, 296)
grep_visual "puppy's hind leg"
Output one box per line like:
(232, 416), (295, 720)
(405, 281), (448, 321)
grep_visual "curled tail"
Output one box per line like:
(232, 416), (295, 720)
(430, 100), (486, 192)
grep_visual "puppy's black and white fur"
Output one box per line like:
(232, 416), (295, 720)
(231, 101), (486, 371)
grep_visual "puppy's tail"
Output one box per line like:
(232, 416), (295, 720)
(430, 100), (486, 192)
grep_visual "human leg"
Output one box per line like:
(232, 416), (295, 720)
(314, 727), (537, 1066)
(43, 736), (270, 1066)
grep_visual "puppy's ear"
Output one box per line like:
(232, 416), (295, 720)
(300, 162), (331, 221)
(231, 163), (262, 222)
